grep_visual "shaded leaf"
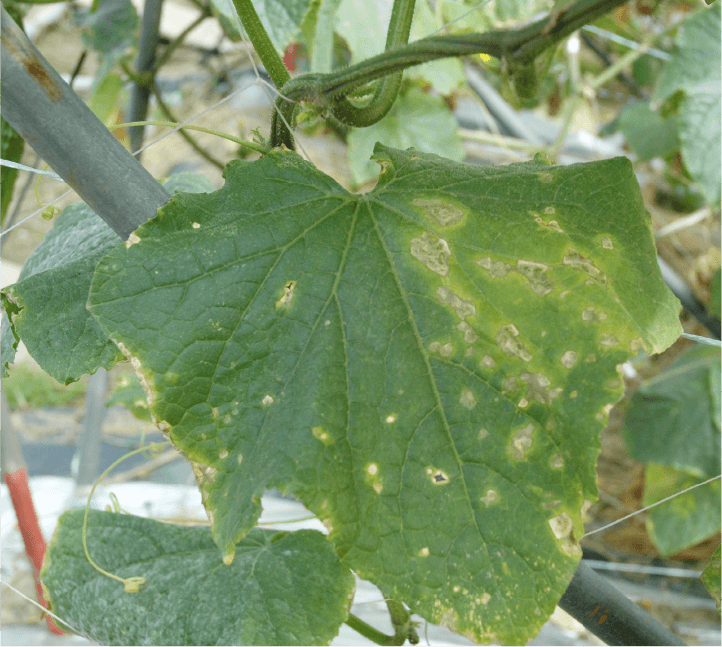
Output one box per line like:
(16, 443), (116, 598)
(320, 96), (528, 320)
(87, 146), (680, 644)
(1, 116), (25, 226)
(623, 345), (721, 479)
(41, 510), (355, 646)
(0, 175), (213, 384)
(1, 202), (124, 384)
(643, 464), (721, 559)
(1, 312), (18, 378)
(106, 373), (152, 421)
(617, 102), (679, 161)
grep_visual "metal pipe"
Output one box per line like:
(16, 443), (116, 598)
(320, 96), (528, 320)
(0, 6), (169, 240)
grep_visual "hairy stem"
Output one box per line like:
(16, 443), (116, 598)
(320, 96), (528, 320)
(270, 0), (629, 148)
(230, 0), (290, 90)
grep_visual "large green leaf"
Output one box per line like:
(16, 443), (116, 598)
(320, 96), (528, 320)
(623, 345), (721, 479)
(87, 146), (680, 644)
(0, 175), (214, 384)
(41, 510), (355, 646)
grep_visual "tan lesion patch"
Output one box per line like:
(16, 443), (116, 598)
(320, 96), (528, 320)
(429, 341), (454, 357)
(410, 232), (451, 276)
(560, 350), (577, 368)
(496, 324), (532, 361)
(510, 423), (535, 460)
(564, 248), (607, 286)
(477, 257), (554, 296)
(459, 388), (476, 409)
(412, 198), (465, 226)
(481, 489), (498, 506)
(477, 257), (511, 278)
(456, 321), (478, 343)
(600, 334), (620, 347)
(436, 287), (476, 319)
(519, 371), (563, 405)
(276, 280), (297, 309)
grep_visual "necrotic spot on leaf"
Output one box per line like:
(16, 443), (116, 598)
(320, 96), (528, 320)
(410, 233), (451, 276)
(564, 249), (606, 285)
(516, 260), (553, 296)
(412, 198), (465, 226)
(560, 350), (578, 368)
(495, 324), (532, 361)
(519, 371), (562, 405)
(459, 388), (476, 409)
(429, 341), (454, 357)
(600, 334), (620, 347)
(510, 423), (535, 460)
(456, 321), (478, 343)
(601, 236), (614, 250)
(477, 257), (511, 278)
(262, 395), (274, 405)
(481, 355), (496, 369)
(276, 280), (297, 309)
(481, 489), (498, 506)
(550, 453), (564, 468)
(419, 547), (430, 557)
(436, 287), (476, 319)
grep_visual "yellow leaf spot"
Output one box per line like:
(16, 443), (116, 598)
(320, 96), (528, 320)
(410, 232), (451, 276)
(460, 388), (476, 409)
(412, 197), (465, 226)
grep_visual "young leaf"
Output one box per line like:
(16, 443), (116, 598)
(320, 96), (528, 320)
(87, 145), (681, 644)
(41, 510), (355, 646)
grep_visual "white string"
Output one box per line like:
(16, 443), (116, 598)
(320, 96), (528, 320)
(585, 474), (722, 536)
(0, 578), (101, 645)
(0, 160), (62, 180)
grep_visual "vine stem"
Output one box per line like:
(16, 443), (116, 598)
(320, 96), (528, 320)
(109, 120), (270, 155)
(82, 442), (171, 592)
(345, 613), (403, 646)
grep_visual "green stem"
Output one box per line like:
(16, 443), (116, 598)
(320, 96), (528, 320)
(330, 0), (416, 128)
(387, 599), (419, 645)
(345, 613), (403, 646)
(110, 120), (270, 155)
(230, 0), (290, 90)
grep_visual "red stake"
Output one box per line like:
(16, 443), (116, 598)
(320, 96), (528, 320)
(2, 395), (64, 634)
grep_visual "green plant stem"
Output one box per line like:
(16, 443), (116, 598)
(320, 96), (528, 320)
(153, 8), (211, 74)
(271, 0), (629, 148)
(386, 599), (419, 645)
(150, 83), (225, 169)
(230, 0), (289, 90)
(330, 0), (416, 128)
(111, 120), (270, 154)
(345, 613), (405, 646)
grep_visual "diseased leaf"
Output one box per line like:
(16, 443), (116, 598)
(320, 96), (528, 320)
(643, 464), (721, 559)
(106, 373), (152, 421)
(87, 146), (681, 644)
(41, 510), (355, 646)
(623, 345), (721, 479)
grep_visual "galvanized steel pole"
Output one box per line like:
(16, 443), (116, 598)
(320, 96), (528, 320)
(0, 7), (169, 240)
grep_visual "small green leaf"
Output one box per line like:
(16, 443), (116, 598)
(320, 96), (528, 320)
(87, 146), (681, 644)
(88, 73), (123, 126)
(623, 345), (721, 479)
(643, 464), (721, 559)
(211, 0), (313, 51)
(1, 202), (125, 384)
(106, 373), (152, 421)
(0, 175), (214, 384)
(1, 312), (18, 379)
(710, 267), (721, 319)
(162, 173), (216, 196)
(347, 88), (464, 186)
(701, 545), (721, 612)
(41, 510), (355, 646)
(617, 102), (679, 161)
